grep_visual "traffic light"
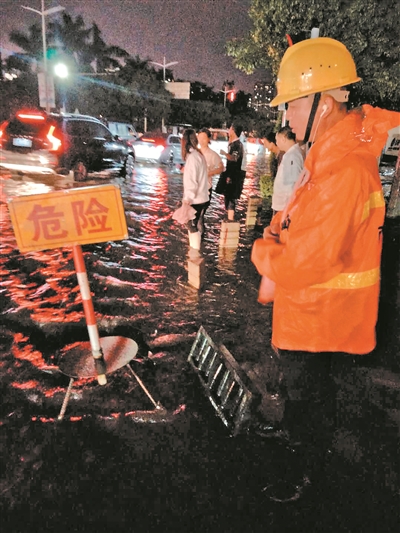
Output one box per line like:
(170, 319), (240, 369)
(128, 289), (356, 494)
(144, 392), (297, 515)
(46, 48), (58, 61)
(228, 90), (236, 102)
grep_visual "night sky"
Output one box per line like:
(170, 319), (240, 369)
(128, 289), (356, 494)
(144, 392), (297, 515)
(1, 0), (268, 93)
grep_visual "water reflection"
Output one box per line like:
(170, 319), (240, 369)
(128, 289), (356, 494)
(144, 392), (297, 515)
(0, 153), (271, 368)
(1, 156), (398, 532)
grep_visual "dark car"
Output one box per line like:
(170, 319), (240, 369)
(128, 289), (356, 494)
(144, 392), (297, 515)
(0, 111), (58, 174)
(0, 109), (135, 181)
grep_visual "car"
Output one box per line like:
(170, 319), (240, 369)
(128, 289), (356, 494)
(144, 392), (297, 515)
(133, 131), (167, 162)
(133, 132), (184, 168)
(158, 134), (183, 166)
(0, 112), (58, 174)
(0, 109), (135, 181)
(208, 128), (229, 157)
(53, 113), (135, 181)
(379, 125), (399, 200)
(245, 136), (265, 155)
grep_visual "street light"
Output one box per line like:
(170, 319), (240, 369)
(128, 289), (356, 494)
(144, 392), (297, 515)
(21, 0), (65, 112)
(54, 62), (68, 112)
(150, 56), (178, 83)
(150, 56), (178, 131)
(54, 62), (68, 79)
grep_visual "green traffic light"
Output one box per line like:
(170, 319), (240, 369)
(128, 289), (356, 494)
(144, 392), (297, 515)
(46, 48), (58, 60)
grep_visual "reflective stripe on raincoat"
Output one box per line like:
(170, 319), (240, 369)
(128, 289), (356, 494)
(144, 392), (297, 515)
(251, 105), (400, 354)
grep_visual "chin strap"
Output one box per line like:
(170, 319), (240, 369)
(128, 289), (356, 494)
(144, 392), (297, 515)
(303, 92), (321, 144)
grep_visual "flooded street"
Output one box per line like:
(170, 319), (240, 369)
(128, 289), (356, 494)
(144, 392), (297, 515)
(1, 156), (399, 532)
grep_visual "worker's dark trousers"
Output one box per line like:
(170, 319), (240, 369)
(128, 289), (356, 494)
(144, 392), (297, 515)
(273, 349), (355, 473)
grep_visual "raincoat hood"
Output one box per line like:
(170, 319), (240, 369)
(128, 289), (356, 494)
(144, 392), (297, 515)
(305, 105), (400, 178)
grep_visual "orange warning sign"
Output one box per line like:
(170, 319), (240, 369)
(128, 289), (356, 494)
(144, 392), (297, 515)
(8, 184), (128, 252)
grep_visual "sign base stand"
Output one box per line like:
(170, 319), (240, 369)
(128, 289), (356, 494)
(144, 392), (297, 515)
(59, 336), (138, 378)
(57, 336), (165, 420)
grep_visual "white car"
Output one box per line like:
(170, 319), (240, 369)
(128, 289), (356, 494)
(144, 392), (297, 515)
(133, 132), (183, 168)
(245, 137), (265, 156)
(106, 121), (138, 147)
(158, 134), (183, 166)
(208, 128), (229, 156)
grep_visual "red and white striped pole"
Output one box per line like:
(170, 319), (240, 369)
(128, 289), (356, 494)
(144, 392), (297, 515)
(72, 244), (107, 385)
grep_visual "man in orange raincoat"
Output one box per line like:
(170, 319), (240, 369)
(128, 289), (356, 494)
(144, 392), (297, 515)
(251, 37), (399, 501)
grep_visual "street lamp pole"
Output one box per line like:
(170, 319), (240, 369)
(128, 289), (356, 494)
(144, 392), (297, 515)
(150, 56), (179, 83)
(21, 1), (65, 112)
(150, 56), (178, 130)
(220, 87), (230, 108)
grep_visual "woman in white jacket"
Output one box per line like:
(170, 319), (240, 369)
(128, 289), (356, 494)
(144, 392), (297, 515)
(181, 129), (209, 254)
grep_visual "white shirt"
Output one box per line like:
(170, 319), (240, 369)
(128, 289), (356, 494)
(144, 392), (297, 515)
(183, 149), (209, 205)
(272, 143), (304, 211)
(202, 147), (223, 188)
(239, 134), (247, 171)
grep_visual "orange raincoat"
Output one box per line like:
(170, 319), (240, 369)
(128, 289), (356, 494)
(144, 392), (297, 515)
(252, 105), (400, 354)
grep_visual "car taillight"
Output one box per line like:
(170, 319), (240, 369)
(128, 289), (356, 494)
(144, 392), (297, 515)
(17, 112), (46, 121)
(141, 138), (155, 143)
(0, 125), (6, 148)
(47, 125), (62, 151)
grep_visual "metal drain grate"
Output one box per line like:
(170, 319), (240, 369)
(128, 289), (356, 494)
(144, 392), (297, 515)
(188, 326), (260, 435)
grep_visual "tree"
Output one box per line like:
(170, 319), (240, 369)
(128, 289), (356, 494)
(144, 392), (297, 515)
(9, 12), (130, 76)
(9, 13), (93, 74)
(0, 72), (39, 121)
(49, 13), (92, 71)
(9, 23), (44, 68)
(6, 11), (171, 128)
(117, 57), (172, 130)
(189, 81), (218, 102)
(4, 54), (31, 74)
(226, 0), (400, 109)
(85, 23), (129, 73)
(168, 100), (230, 129)
(66, 56), (172, 131)
(228, 90), (251, 115)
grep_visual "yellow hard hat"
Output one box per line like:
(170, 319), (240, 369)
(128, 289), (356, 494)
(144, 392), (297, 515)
(270, 37), (361, 106)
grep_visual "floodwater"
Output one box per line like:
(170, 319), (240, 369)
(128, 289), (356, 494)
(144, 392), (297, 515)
(0, 156), (399, 533)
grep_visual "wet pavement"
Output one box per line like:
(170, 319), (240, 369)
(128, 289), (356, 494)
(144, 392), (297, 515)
(0, 157), (399, 533)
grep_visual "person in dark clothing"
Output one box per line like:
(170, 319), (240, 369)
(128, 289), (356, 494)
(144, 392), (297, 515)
(219, 123), (244, 220)
(261, 131), (284, 178)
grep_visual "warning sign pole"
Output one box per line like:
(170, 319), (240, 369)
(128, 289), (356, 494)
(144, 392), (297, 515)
(72, 244), (107, 385)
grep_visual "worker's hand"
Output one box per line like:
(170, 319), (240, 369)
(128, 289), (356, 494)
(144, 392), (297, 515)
(263, 226), (279, 240)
